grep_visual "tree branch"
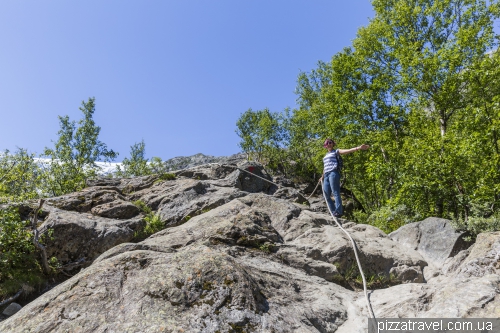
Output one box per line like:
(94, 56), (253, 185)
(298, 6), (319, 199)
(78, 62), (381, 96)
(30, 199), (51, 275)
(60, 258), (86, 272)
(0, 289), (22, 307)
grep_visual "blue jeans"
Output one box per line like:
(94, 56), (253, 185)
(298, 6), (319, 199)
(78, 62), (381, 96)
(323, 170), (343, 216)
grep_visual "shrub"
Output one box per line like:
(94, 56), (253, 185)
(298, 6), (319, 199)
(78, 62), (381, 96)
(132, 200), (165, 239)
(116, 142), (176, 181)
(335, 262), (399, 290)
(158, 173), (176, 181)
(0, 149), (41, 203)
(365, 205), (418, 234)
(144, 213), (164, 235)
(451, 215), (500, 240)
(258, 243), (271, 253)
(0, 207), (45, 298)
(133, 200), (152, 214)
(352, 210), (369, 224)
(42, 98), (118, 197)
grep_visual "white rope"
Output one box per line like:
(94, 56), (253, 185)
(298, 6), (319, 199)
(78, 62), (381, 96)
(235, 165), (323, 201)
(235, 166), (283, 188)
(196, 163), (319, 199)
(321, 179), (376, 319)
(305, 179), (322, 201)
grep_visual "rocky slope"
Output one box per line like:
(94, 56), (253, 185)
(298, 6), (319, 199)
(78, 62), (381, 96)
(1, 161), (499, 332)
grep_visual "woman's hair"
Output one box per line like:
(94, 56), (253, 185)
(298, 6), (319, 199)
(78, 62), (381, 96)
(323, 138), (334, 148)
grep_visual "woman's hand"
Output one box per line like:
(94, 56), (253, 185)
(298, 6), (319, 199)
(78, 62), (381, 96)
(358, 144), (370, 151)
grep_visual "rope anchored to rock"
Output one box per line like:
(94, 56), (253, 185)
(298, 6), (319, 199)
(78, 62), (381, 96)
(234, 165), (283, 188)
(234, 165), (321, 201)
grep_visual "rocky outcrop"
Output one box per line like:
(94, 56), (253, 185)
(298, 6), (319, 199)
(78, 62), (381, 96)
(1, 160), (499, 332)
(162, 152), (246, 171)
(0, 243), (356, 332)
(0, 191), (429, 332)
(41, 207), (144, 265)
(337, 231), (500, 329)
(279, 221), (427, 284)
(39, 163), (270, 266)
(455, 231), (500, 278)
(389, 217), (472, 267)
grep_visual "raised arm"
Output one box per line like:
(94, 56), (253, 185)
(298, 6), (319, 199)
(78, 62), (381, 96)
(338, 144), (370, 155)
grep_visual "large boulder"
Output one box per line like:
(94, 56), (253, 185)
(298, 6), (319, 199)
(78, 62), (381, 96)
(90, 200), (140, 219)
(46, 186), (133, 217)
(337, 231), (500, 332)
(39, 163), (263, 266)
(97, 195), (427, 287)
(389, 217), (472, 267)
(355, 273), (500, 320)
(279, 220), (427, 284)
(40, 207), (144, 265)
(230, 161), (274, 193)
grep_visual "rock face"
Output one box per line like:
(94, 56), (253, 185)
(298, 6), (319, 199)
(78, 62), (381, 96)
(455, 231), (500, 278)
(1, 160), (499, 332)
(41, 208), (144, 265)
(40, 163), (270, 266)
(389, 217), (472, 267)
(355, 231), (500, 321)
(163, 152), (247, 172)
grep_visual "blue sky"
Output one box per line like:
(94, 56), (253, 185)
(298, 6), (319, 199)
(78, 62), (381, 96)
(0, 1), (375, 161)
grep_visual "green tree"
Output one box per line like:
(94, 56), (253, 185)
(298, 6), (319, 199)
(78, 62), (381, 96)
(116, 140), (151, 177)
(236, 108), (294, 177)
(356, 0), (499, 136)
(148, 156), (175, 180)
(236, 108), (286, 162)
(449, 50), (500, 218)
(116, 140), (175, 180)
(42, 97), (118, 196)
(0, 148), (41, 203)
(236, 0), (500, 229)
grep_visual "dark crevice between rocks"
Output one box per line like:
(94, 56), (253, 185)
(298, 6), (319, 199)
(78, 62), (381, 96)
(0, 274), (71, 322)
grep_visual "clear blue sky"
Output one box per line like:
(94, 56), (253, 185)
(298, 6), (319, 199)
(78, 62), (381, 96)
(1, 1), (374, 161)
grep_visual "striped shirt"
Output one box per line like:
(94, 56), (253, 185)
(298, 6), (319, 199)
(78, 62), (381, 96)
(323, 149), (339, 174)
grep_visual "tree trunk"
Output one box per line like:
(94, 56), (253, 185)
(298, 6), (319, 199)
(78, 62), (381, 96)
(31, 199), (51, 275)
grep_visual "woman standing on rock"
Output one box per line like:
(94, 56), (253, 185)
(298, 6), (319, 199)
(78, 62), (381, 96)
(320, 138), (369, 218)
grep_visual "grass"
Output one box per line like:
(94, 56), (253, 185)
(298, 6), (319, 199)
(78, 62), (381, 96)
(133, 200), (152, 214)
(154, 173), (176, 183)
(258, 243), (271, 253)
